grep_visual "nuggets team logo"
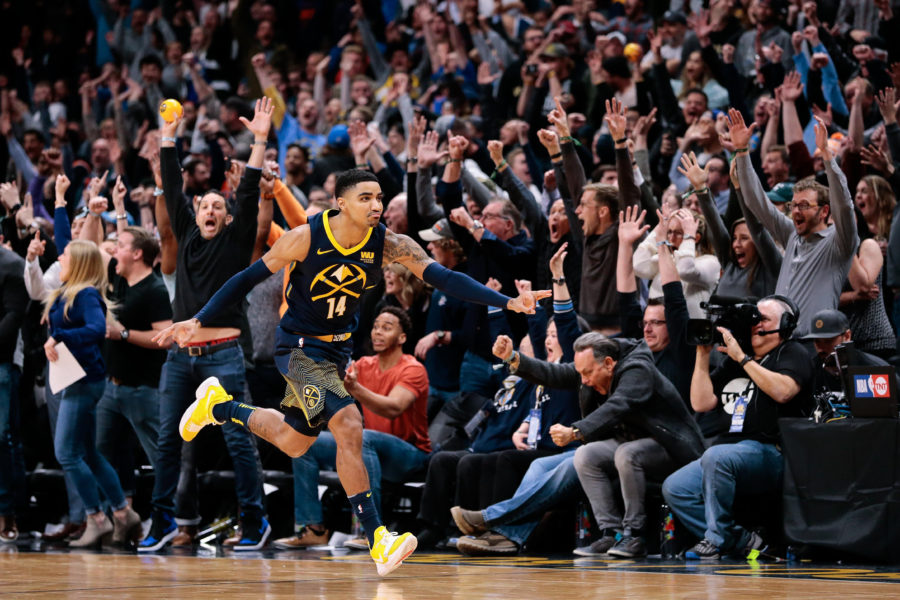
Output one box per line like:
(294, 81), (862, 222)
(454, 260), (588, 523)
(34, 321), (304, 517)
(309, 264), (368, 301)
(302, 385), (321, 409)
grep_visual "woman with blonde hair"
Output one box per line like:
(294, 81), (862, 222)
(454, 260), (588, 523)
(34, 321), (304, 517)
(44, 240), (141, 547)
(671, 51), (729, 110)
(855, 175), (896, 250)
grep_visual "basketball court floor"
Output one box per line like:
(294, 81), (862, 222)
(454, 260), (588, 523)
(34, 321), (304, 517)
(2, 543), (899, 599)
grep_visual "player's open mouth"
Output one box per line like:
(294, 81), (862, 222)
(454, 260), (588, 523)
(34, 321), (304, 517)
(204, 218), (216, 231)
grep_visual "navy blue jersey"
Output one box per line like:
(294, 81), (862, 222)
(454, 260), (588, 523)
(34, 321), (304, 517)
(281, 210), (386, 337)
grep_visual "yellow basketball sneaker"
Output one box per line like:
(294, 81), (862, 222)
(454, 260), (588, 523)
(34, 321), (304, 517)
(180, 376), (231, 441)
(370, 526), (417, 576)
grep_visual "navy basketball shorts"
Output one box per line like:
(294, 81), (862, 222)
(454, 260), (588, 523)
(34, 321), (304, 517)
(273, 327), (355, 437)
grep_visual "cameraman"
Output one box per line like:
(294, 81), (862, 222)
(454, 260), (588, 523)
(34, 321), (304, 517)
(662, 296), (813, 560)
(806, 309), (900, 394)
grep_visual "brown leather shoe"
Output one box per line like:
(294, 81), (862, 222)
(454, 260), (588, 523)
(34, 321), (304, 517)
(0, 516), (18, 544)
(450, 506), (487, 536)
(456, 532), (518, 556)
(273, 526), (330, 550)
(42, 521), (86, 543)
(170, 525), (198, 547)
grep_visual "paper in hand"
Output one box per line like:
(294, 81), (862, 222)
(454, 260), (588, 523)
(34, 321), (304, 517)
(48, 342), (87, 394)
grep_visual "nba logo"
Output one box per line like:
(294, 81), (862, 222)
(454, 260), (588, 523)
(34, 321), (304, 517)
(854, 374), (892, 398)
(871, 375), (890, 398)
(855, 375), (873, 397)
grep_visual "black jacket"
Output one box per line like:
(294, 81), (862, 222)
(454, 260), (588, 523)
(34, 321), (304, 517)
(513, 338), (706, 467)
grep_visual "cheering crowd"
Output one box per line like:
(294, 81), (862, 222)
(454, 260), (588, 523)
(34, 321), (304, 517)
(1, 0), (899, 560)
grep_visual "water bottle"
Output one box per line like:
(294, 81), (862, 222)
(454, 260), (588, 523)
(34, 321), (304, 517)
(659, 503), (677, 558)
(575, 500), (591, 548)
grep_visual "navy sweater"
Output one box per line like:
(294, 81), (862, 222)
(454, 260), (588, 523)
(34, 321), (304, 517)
(49, 287), (107, 382)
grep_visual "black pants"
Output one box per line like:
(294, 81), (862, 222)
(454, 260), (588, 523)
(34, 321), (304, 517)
(417, 448), (558, 528)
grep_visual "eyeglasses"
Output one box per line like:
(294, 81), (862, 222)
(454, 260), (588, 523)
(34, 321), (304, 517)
(785, 201), (821, 212)
(666, 230), (684, 239)
(482, 213), (509, 222)
(641, 319), (666, 328)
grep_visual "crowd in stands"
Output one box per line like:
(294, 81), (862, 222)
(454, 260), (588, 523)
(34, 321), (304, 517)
(1, 0), (900, 561)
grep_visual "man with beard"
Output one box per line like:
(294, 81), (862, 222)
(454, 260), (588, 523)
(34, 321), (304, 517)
(734, 0), (794, 77)
(762, 146), (791, 190)
(730, 109), (858, 337)
(540, 98), (639, 334)
(183, 158), (211, 199)
(283, 143), (311, 207)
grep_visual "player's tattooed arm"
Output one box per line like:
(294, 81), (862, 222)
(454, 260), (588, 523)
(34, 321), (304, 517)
(382, 229), (435, 277)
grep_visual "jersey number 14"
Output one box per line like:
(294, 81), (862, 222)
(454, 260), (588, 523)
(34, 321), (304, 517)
(326, 295), (347, 319)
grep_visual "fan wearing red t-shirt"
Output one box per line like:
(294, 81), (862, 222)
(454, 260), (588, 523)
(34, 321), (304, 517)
(272, 307), (431, 550)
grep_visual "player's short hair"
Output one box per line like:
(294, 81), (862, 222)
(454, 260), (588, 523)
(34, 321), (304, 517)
(377, 306), (413, 338)
(335, 169), (380, 199)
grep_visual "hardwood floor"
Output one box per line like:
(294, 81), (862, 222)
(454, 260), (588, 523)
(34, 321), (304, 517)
(1, 550), (898, 599)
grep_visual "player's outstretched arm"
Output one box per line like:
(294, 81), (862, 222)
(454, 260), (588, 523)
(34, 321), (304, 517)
(153, 226), (311, 346)
(382, 229), (550, 314)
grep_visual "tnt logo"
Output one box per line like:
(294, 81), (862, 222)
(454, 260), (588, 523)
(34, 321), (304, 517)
(360, 251), (375, 264)
(854, 374), (892, 398)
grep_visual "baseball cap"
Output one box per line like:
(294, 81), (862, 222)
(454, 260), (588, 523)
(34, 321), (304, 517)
(766, 181), (794, 204)
(418, 218), (454, 242)
(540, 43), (569, 59)
(661, 10), (687, 25)
(327, 124), (349, 149)
(806, 309), (850, 339)
(607, 31), (627, 46)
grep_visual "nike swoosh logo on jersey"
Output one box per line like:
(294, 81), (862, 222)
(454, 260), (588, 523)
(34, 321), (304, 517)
(317, 248), (335, 255)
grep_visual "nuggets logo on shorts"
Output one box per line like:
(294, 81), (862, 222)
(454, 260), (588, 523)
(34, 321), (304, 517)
(302, 385), (322, 409)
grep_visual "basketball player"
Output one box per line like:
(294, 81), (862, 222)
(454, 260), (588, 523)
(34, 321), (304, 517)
(153, 163), (549, 575)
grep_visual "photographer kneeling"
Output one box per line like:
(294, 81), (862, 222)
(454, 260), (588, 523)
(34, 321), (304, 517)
(662, 296), (813, 560)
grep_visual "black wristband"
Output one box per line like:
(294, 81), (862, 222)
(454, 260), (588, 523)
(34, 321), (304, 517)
(740, 354), (754, 367)
(549, 152), (562, 160)
(614, 137), (626, 145)
(552, 277), (566, 285)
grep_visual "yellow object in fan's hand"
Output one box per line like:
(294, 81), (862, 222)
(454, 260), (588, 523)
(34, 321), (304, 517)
(159, 99), (184, 123)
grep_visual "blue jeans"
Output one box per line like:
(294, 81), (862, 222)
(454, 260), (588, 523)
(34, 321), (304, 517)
(153, 347), (264, 519)
(662, 440), (784, 551)
(45, 370), (85, 523)
(0, 364), (26, 516)
(291, 430), (429, 526)
(54, 379), (127, 514)
(96, 382), (160, 497)
(459, 351), (504, 397)
(482, 449), (580, 546)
